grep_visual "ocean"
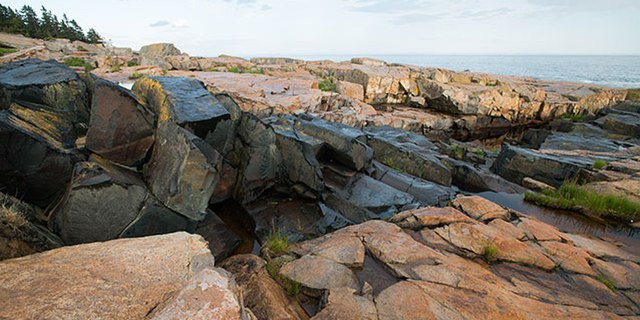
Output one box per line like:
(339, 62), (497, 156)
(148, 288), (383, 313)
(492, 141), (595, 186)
(279, 55), (640, 89)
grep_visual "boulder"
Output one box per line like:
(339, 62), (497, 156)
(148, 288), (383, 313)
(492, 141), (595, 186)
(0, 59), (90, 135)
(222, 254), (309, 320)
(0, 109), (83, 207)
(295, 115), (373, 171)
(491, 144), (592, 187)
(143, 121), (223, 220)
(311, 287), (377, 320)
(452, 195), (511, 222)
(85, 78), (155, 166)
(0, 232), (216, 320)
(336, 80), (365, 101)
(132, 77), (231, 145)
(51, 158), (193, 244)
(195, 211), (242, 262)
(138, 43), (181, 69)
(597, 112), (640, 138)
(280, 255), (359, 293)
(365, 126), (451, 186)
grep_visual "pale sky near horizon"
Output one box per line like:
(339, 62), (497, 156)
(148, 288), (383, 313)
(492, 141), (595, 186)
(4, 0), (640, 56)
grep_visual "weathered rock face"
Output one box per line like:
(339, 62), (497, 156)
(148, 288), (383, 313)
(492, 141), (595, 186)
(51, 158), (194, 244)
(222, 254), (309, 320)
(85, 78), (155, 166)
(139, 43), (181, 69)
(144, 121), (223, 220)
(0, 232), (218, 320)
(491, 143), (592, 187)
(195, 210), (242, 262)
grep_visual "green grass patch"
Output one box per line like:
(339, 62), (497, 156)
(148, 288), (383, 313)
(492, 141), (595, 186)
(128, 72), (147, 80)
(0, 48), (18, 56)
(560, 113), (585, 122)
(451, 143), (464, 159)
(265, 231), (289, 255)
(265, 258), (302, 296)
(63, 57), (95, 71)
(593, 159), (608, 170)
(524, 181), (640, 222)
(319, 79), (337, 92)
(109, 65), (122, 73)
(596, 274), (616, 291)
(228, 66), (241, 73)
(482, 241), (499, 263)
(225, 66), (263, 74)
(127, 60), (137, 67)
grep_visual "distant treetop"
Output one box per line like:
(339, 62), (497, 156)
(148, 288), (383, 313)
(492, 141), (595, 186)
(0, 4), (103, 44)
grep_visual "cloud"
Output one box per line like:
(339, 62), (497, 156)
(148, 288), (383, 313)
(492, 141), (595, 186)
(149, 19), (189, 28)
(350, 0), (430, 13)
(261, 4), (272, 10)
(457, 8), (515, 20)
(391, 13), (443, 25)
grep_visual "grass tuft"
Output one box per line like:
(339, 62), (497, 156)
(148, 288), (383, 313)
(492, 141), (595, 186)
(524, 181), (640, 221)
(596, 274), (616, 291)
(0, 47), (18, 56)
(451, 143), (464, 159)
(109, 65), (122, 73)
(265, 231), (289, 255)
(593, 159), (608, 170)
(128, 72), (147, 80)
(482, 241), (499, 263)
(63, 57), (95, 71)
(319, 79), (337, 92)
(127, 60), (137, 67)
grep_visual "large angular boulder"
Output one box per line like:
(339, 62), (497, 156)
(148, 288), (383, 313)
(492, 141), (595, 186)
(295, 114), (373, 171)
(138, 43), (181, 69)
(144, 121), (223, 220)
(365, 126), (452, 186)
(0, 59), (90, 135)
(51, 158), (194, 244)
(0, 232), (218, 320)
(85, 78), (155, 166)
(0, 109), (83, 207)
(132, 77), (230, 145)
(491, 144), (592, 187)
(195, 211), (242, 262)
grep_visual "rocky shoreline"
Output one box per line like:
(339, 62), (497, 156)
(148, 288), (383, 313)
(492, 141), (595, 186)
(1, 33), (639, 319)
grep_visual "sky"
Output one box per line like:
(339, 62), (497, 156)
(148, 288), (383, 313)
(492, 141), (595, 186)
(4, 0), (640, 56)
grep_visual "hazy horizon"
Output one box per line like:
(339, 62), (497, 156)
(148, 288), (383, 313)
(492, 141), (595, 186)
(3, 0), (640, 57)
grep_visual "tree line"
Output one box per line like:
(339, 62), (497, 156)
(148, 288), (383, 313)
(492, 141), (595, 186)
(0, 4), (102, 44)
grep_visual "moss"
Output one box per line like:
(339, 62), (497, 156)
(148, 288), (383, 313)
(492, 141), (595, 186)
(482, 241), (499, 263)
(593, 159), (608, 170)
(596, 274), (616, 291)
(0, 47), (18, 56)
(524, 181), (640, 221)
(265, 231), (289, 255)
(319, 79), (337, 92)
(382, 157), (406, 173)
(63, 57), (94, 71)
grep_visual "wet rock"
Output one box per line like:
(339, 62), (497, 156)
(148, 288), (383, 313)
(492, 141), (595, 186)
(120, 196), (197, 239)
(522, 177), (556, 193)
(0, 59), (89, 135)
(149, 268), (250, 320)
(143, 121), (223, 220)
(452, 195), (511, 222)
(0, 193), (62, 260)
(280, 255), (359, 293)
(0, 109), (83, 207)
(370, 161), (454, 206)
(0, 232), (215, 320)
(365, 126), (452, 186)
(442, 157), (492, 192)
(139, 43), (181, 69)
(195, 211), (242, 262)
(85, 78), (155, 166)
(209, 161), (238, 204)
(312, 287), (377, 320)
(295, 115), (373, 171)
(132, 77), (231, 144)
(221, 254), (308, 320)
(492, 144), (592, 188)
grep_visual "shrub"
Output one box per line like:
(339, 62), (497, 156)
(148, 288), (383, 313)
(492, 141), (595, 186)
(227, 66), (241, 73)
(127, 60), (137, 67)
(593, 159), (608, 170)
(318, 79), (337, 92)
(524, 181), (640, 221)
(63, 57), (94, 71)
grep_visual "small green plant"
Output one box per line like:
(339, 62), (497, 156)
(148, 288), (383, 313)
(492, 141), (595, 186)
(319, 79), (337, 92)
(524, 181), (640, 221)
(0, 47), (18, 56)
(109, 65), (122, 73)
(265, 231), (289, 254)
(560, 113), (584, 122)
(161, 69), (169, 76)
(381, 157), (406, 173)
(127, 60), (137, 67)
(63, 57), (95, 71)
(451, 143), (464, 159)
(596, 274), (616, 291)
(265, 258), (302, 296)
(593, 160), (608, 170)
(228, 66), (241, 73)
(482, 241), (499, 263)
(285, 281), (302, 296)
(128, 72), (147, 80)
